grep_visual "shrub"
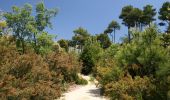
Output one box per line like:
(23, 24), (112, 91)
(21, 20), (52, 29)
(46, 51), (81, 83)
(156, 58), (170, 99)
(104, 75), (155, 100)
(58, 39), (69, 52)
(115, 27), (167, 77)
(95, 27), (169, 99)
(0, 36), (81, 99)
(75, 76), (88, 85)
(96, 65), (123, 86)
(80, 38), (103, 75)
(0, 49), (61, 99)
(95, 44), (123, 86)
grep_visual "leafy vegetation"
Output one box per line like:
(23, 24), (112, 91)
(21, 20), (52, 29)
(80, 38), (103, 75)
(104, 20), (120, 43)
(0, 1), (170, 100)
(0, 2), (81, 100)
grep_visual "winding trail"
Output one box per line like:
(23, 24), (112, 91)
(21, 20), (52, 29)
(59, 75), (107, 100)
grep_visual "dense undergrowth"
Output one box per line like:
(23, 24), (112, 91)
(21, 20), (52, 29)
(0, 35), (83, 100)
(77, 26), (170, 100)
(0, 2), (88, 99)
(0, 1), (170, 100)
(94, 27), (170, 100)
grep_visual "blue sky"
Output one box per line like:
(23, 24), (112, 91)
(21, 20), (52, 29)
(0, 0), (169, 42)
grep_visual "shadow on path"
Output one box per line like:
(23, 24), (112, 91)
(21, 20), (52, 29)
(87, 88), (102, 97)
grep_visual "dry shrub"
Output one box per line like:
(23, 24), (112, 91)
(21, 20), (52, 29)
(104, 75), (155, 100)
(16, 81), (61, 100)
(0, 51), (61, 99)
(95, 59), (123, 86)
(46, 51), (81, 83)
(0, 36), (81, 99)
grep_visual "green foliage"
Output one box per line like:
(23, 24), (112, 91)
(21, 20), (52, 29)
(4, 2), (57, 54)
(96, 26), (170, 99)
(36, 32), (55, 55)
(96, 33), (111, 49)
(104, 20), (120, 43)
(120, 5), (156, 28)
(75, 75), (88, 85)
(1, 2), (170, 100)
(58, 39), (69, 52)
(119, 5), (156, 42)
(0, 20), (7, 34)
(159, 1), (170, 33)
(35, 2), (57, 31)
(141, 5), (156, 26)
(161, 33), (170, 47)
(96, 63), (123, 86)
(156, 48), (170, 99)
(119, 5), (135, 42)
(72, 27), (90, 47)
(80, 38), (103, 75)
(116, 26), (167, 77)
(95, 44), (123, 86)
(105, 44), (119, 57)
(159, 2), (170, 22)
(4, 4), (34, 53)
(119, 5), (135, 28)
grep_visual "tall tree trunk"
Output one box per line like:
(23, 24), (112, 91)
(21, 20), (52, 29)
(149, 22), (151, 27)
(138, 23), (140, 31)
(135, 22), (138, 30)
(110, 33), (113, 43)
(140, 23), (143, 32)
(128, 26), (131, 43)
(114, 28), (116, 43)
(168, 22), (170, 33)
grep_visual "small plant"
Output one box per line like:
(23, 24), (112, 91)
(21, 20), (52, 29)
(89, 75), (95, 82)
(75, 76), (88, 85)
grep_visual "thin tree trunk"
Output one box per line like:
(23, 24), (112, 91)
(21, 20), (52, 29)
(149, 22), (151, 27)
(168, 22), (170, 33)
(135, 22), (138, 30)
(128, 26), (131, 43)
(110, 33), (113, 43)
(140, 24), (143, 32)
(114, 29), (116, 43)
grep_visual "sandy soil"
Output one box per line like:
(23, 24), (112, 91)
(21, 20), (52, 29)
(58, 75), (107, 100)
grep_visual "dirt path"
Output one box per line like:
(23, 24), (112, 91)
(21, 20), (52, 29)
(58, 75), (107, 100)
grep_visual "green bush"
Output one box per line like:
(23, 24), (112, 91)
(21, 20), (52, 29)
(80, 38), (103, 75)
(95, 43), (123, 86)
(116, 27), (167, 77)
(75, 77), (88, 85)
(70, 73), (88, 85)
(96, 65), (123, 86)
(95, 27), (170, 99)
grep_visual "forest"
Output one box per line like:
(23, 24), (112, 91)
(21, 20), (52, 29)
(0, 1), (170, 100)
